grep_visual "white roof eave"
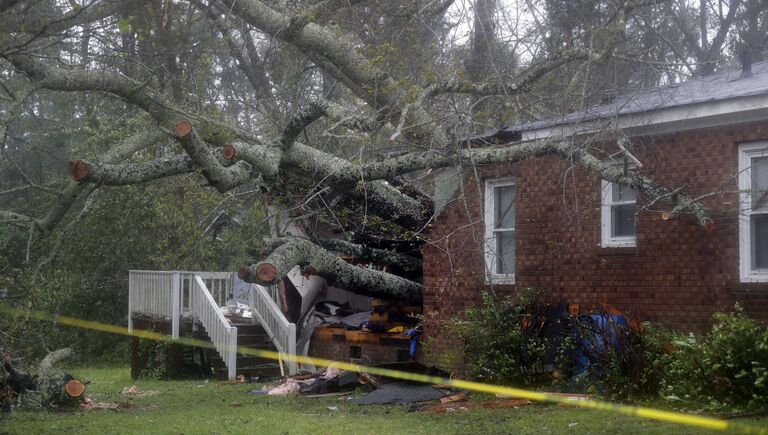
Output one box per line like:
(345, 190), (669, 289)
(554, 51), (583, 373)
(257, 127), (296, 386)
(521, 93), (768, 142)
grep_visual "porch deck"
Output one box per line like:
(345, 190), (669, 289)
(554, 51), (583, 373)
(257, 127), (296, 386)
(128, 270), (297, 380)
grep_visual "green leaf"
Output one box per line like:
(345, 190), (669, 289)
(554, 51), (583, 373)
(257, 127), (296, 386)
(117, 19), (131, 34)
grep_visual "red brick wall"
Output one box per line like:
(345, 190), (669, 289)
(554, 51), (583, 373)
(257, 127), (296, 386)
(420, 120), (768, 374)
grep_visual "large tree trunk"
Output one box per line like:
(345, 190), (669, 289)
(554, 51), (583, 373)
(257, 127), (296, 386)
(240, 238), (423, 303)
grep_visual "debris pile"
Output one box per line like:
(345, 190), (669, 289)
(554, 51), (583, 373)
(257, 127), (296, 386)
(261, 361), (471, 408)
(364, 299), (421, 332)
(264, 365), (365, 396)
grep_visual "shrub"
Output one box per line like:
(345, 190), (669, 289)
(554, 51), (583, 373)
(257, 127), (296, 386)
(451, 289), (567, 386)
(596, 321), (673, 399)
(454, 293), (768, 410)
(659, 305), (768, 410)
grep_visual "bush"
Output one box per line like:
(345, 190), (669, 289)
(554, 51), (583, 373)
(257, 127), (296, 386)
(451, 289), (568, 386)
(596, 321), (672, 399)
(454, 294), (768, 411)
(658, 305), (768, 410)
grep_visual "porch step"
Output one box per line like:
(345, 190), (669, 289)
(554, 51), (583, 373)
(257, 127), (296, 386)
(207, 354), (282, 378)
(214, 363), (282, 379)
(237, 334), (274, 347)
(194, 321), (282, 379)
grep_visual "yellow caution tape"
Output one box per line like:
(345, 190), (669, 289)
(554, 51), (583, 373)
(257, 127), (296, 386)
(1, 304), (766, 434)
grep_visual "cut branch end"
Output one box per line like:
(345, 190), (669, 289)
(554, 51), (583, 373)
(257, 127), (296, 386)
(174, 120), (193, 138)
(255, 263), (277, 282)
(222, 145), (237, 160)
(68, 160), (89, 181)
(65, 380), (86, 398)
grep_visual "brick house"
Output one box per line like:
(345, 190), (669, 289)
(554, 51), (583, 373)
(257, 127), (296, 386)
(420, 61), (768, 372)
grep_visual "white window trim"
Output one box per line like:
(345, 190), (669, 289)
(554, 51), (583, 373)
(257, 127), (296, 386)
(738, 141), (768, 282)
(600, 179), (637, 248)
(484, 178), (515, 284)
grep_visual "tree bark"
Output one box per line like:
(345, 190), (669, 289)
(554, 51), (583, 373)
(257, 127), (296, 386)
(36, 348), (73, 379)
(240, 238), (422, 302)
(173, 120), (252, 192)
(266, 237), (422, 271)
(68, 156), (197, 185)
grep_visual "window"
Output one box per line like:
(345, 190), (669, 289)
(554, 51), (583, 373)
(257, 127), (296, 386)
(739, 142), (768, 282)
(484, 178), (515, 284)
(601, 180), (637, 247)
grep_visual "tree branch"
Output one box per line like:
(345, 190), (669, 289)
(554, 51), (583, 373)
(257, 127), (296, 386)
(68, 155), (196, 185)
(173, 120), (251, 192)
(221, 142), (281, 182)
(3, 53), (257, 146)
(359, 138), (711, 226)
(220, 0), (449, 146)
(222, 140), (427, 229)
(36, 129), (165, 233)
(266, 237), (422, 271)
(6, 0), (142, 34)
(240, 238), (422, 302)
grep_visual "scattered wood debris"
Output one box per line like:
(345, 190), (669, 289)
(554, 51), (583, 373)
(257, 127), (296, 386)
(121, 385), (158, 397)
(420, 397), (531, 414)
(81, 396), (130, 410)
(440, 393), (466, 404)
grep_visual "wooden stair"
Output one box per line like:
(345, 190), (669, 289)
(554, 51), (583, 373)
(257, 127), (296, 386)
(195, 320), (282, 380)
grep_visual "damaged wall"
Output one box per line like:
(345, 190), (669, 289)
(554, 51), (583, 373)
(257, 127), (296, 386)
(309, 327), (411, 365)
(421, 120), (768, 374)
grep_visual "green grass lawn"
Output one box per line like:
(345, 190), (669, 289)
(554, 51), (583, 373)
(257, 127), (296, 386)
(1, 367), (766, 434)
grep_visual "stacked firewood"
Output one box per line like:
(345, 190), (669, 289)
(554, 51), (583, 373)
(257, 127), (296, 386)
(1, 348), (86, 411)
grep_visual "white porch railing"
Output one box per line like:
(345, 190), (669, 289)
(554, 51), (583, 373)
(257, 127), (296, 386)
(128, 270), (298, 378)
(249, 284), (297, 374)
(179, 272), (231, 315)
(128, 271), (180, 339)
(190, 275), (238, 380)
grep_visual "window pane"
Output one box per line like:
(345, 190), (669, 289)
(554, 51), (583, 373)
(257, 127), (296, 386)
(611, 182), (636, 202)
(752, 157), (768, 210)
(752, 215), (768, 269)
(611, 204), (636, 237)
(496, 231), (515, 275)
(494, 185), (515, 229)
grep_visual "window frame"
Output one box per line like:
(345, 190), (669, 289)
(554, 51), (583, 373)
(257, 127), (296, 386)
(738, 141), (768, 282)
(484, 178), (516, 285)
(600, 179), (637, 248)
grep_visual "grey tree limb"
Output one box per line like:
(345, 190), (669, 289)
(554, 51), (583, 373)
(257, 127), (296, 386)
(219, 0), (450, 146)
(5, 0), (143, 34)
(266, 237), (421, 271)
(36, 348), (73, 379)
(173, 120), (252, 192)
(68, 155), (197, 186)
(360, 138), (711, 226)
(2, 53), (258, 146)
(36, 129), (166, 233)
(314, 238), (421, 271)
(220, 140), (428, 229)
(239, 238), (422, 302)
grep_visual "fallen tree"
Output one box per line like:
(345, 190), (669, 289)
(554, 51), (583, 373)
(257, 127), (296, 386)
(0, 0), (719, 300)
(1, 348), (86, 411)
